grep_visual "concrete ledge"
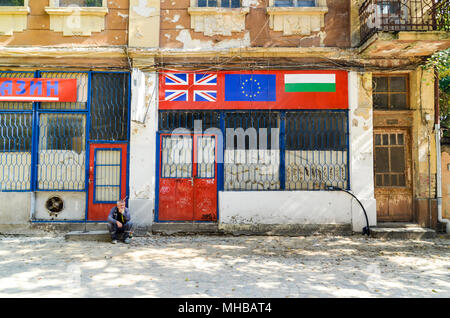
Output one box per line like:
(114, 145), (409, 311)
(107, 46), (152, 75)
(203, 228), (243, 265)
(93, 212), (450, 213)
(219, 224), (353, 236)
(370, 227), (436, 240)
(65, 230), (111, 242)
(152, 223), (220, 235)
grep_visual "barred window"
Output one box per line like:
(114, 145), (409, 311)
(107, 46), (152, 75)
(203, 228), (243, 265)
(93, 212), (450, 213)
(38, 113), (86, 190)
(224, 111), (280, 191)
(197, 0), (240, 8)
(90, 72), (129, 141)
(0, 113), (32, 191)
(285, 111), (348, 190)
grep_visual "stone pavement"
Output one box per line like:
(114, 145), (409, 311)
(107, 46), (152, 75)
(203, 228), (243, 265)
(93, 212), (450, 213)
(0, 231), (449, 298)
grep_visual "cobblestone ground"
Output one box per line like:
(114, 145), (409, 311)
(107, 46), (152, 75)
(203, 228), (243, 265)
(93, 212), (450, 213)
(0, 232), (449, 298)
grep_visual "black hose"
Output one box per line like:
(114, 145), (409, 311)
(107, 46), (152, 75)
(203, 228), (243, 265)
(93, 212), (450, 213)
(327, 186), (371, 236)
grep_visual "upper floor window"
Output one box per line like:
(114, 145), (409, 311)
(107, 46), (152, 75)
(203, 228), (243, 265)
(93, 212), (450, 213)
(0, 0), (24, 6)
(274, 0), (315, 7)
(52, 0), (104, 7)
(197, 0), (240, 8)
(373, 75), (409, 110)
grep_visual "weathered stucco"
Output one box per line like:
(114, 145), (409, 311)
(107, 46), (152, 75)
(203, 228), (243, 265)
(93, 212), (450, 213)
(159, 0), (350, 49)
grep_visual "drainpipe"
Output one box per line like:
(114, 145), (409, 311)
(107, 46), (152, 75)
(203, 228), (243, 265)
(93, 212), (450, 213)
(435, 69), (450, 233)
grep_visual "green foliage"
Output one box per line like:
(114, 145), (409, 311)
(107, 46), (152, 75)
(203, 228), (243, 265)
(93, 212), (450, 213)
(0, 0), (24, 6)
(424, 48), (450, 137)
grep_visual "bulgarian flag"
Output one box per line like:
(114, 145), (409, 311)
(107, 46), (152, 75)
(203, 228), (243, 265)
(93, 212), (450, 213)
(284, 74), (336, 93)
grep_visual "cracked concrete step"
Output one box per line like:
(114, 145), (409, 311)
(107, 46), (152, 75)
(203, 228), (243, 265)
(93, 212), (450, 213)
(152, 223), (220, 235)
(65, 230), (112, 242)
(370, 226), (436, 240)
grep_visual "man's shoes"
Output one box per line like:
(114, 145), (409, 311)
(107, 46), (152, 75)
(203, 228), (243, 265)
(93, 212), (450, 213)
(111, 239), (118, 244)
(124, 238), (131, 244)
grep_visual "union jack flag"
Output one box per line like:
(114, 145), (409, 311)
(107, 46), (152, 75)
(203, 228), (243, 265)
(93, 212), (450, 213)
(163, 73), (217, 102)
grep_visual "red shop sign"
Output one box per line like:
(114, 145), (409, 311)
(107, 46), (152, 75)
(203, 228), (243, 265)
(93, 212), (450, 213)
(159, 70), (348, 110)
(0, 78), (77, 102)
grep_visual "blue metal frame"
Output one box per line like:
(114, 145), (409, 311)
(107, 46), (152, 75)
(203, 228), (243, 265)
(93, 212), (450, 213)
(92, 147), (123, 204)
(0, 70), (132, 222)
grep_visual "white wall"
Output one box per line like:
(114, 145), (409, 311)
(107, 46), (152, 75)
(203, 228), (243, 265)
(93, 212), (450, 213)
(219, 191), (352, 224)
(128, 69), (158, 226)
(34, 192), (85, 220)
(0, 192), (30, 224)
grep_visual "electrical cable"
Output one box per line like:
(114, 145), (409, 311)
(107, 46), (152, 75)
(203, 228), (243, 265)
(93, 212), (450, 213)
(327, 186), (371, 236)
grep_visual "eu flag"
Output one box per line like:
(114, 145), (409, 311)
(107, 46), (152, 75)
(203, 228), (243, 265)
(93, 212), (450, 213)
(225, 74), (276, 102)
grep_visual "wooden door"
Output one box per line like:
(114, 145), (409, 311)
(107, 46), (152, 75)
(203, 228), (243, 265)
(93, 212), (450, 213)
(374, 129), (412, 222)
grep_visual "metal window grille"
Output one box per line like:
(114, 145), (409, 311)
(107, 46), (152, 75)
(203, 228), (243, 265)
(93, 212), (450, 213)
(359, 0), (450, 44)
(37, 113), (86, 190)
(90, 72), (129, 141)
(224, 111), (280, 191)
(157, 110), (350, 191)
(0, 71), (34, 110)
(39, 72), (88, 110)
(0, 70), (129, 193)
(197, 0), (240, 8)
(0, 113), (32, 191)
(285, 111), (348, 190)
(161, 135), (193, 178)
(197, 136), (215, 178)
(158, 111), (220, 132)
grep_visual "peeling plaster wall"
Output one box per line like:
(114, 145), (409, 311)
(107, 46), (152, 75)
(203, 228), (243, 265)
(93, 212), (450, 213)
(219, 71), (376, 232)
(410, 68), (437, 200)
(160, 0), (350, 49)
(129, 0), (160, 47)
(0, 0), (128, 46)
(128, 70), (158, 226)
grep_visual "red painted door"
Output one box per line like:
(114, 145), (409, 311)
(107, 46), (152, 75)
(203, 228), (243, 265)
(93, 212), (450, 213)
(158, 134), (217, 221)
(88, 143), (128, 221)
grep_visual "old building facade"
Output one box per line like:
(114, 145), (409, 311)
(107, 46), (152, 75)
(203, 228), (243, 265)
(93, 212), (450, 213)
(0, 0), (449, 233)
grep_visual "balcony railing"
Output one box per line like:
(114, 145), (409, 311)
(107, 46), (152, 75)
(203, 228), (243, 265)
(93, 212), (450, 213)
(359, 0), (449, 44)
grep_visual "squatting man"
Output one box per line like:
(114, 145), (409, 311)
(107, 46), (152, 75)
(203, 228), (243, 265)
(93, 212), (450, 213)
(107, 200), (133, 244)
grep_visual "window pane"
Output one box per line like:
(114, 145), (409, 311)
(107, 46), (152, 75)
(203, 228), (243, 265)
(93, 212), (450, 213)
(373, 77), (388, 92)
(0, 0), (24, 6)
(295, 0), (315, 7)
(390, 146), (405, 173)
(375, 147), (389, 173)
(90, 73), (129, 141)
(59, 0), (103, 6)
(390, 94), (407, 109)
(161, 135), (192, 178)
(0, 113), (32, 191)
(274, 0), (293, 7)
(390, 76), (407, 92)
(373, 93), (388, 109)
(38, 113), (86, 190)
(225, 112), (280, 190)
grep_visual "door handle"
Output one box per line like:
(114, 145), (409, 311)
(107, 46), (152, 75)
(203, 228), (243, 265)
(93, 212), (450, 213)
(190, 177), (194, 186)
